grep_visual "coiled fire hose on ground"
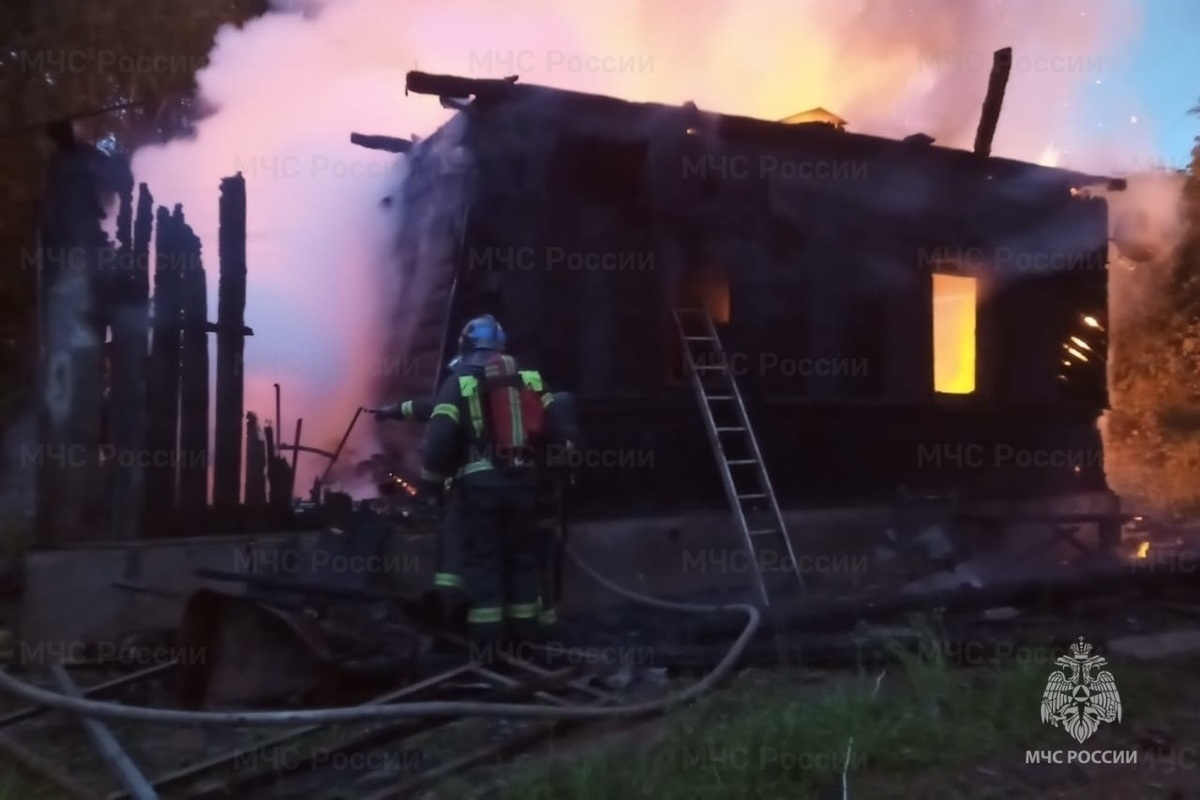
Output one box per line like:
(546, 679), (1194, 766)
(0, 542), (762, 726)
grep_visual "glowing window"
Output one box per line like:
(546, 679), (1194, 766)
(698, 272), (730, 324)
(682, 270), (729, 324)
(932, 274), (976, 394)
(667, 270), (730, 382)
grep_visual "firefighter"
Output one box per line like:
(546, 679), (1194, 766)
(419, 315), (564, 651)
(374, 362), (577, 637)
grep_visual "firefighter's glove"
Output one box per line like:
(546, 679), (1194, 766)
(369, 404), (400, 421)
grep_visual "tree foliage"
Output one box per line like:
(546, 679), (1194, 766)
(1105, 111), (1200, 512)
(0, 0), (267, 414)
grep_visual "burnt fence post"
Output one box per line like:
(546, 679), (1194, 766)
(244, 412), (267, 530)
(176, 208), (210, 531)
(213, 174), (249, 529)
(143, 206), (183, 534)
(106, 180), (152, 540)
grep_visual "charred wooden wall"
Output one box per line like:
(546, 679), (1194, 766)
(399, 91), (1112, 516)
(380, 116), (474, 475)
(34, 145), (110, 542)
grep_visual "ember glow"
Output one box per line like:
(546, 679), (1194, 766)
(130, 0), (1157, 497)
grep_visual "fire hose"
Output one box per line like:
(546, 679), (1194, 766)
(0, 542), (761, 726)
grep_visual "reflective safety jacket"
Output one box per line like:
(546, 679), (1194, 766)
(420, 355), (558, 488)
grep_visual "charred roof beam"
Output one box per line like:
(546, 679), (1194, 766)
(973, 47), (1013, 158)
(349, 133), (412, 154)
(405, 70), (518, 99)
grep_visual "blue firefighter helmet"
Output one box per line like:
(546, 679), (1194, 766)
(458, 314), (506, 355)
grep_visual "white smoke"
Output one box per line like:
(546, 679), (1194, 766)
(130, 0), (1162, 498)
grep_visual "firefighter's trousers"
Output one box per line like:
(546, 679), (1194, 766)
(434, 483), (542, 649)
(535, 518), (561, 627)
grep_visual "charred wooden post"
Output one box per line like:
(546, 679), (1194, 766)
(263, 424), (293, 517)
(106, 179), (151, 540)
(273, 454), (295, 516)
(113, 165), (133, 254)
(290, 418), (302, 478)
(320, 407), (363, 487)
(176, 208), (209, 526)
(973, 47), (1013, 158)
(33, 141), (107, 543)
(273, 384), (281, 459)
(144, 206), (183, 533)
(244, 413), (267, 524)
(213, 175), (249, 522)
(349, 133), (412, 153)
(263, 423), (275, 467)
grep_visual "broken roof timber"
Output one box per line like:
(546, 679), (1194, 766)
(973, 47), (1013, 158)
(405, 71), (518, 99)
(403, 70), (1121, 191)
(349, 133), (412, 154)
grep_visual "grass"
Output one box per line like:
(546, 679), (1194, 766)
(478, 625), (1184, 800)
(0, 759), (73, 799)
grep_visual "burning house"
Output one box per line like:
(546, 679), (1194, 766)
(14, 54), (1144, 665)
(376, 62), (1122, 520)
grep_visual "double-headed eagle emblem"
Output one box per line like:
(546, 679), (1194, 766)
(1040, 637), (1122, 743)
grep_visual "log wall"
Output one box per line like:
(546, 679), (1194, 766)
(392, 89), (1112, 516)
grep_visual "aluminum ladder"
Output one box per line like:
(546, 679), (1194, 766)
(673, 307), (805, 609)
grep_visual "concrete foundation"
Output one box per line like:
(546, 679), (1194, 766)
(17, 490), (1120, 657)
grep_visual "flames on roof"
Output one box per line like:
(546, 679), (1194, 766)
(778, 107), (847, 130)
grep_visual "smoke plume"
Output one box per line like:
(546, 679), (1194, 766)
(131, 0), (1161, 498)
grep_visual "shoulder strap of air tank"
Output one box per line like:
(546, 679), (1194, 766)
(457, 375), (484, 438)
(518, 370), (544, 392)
